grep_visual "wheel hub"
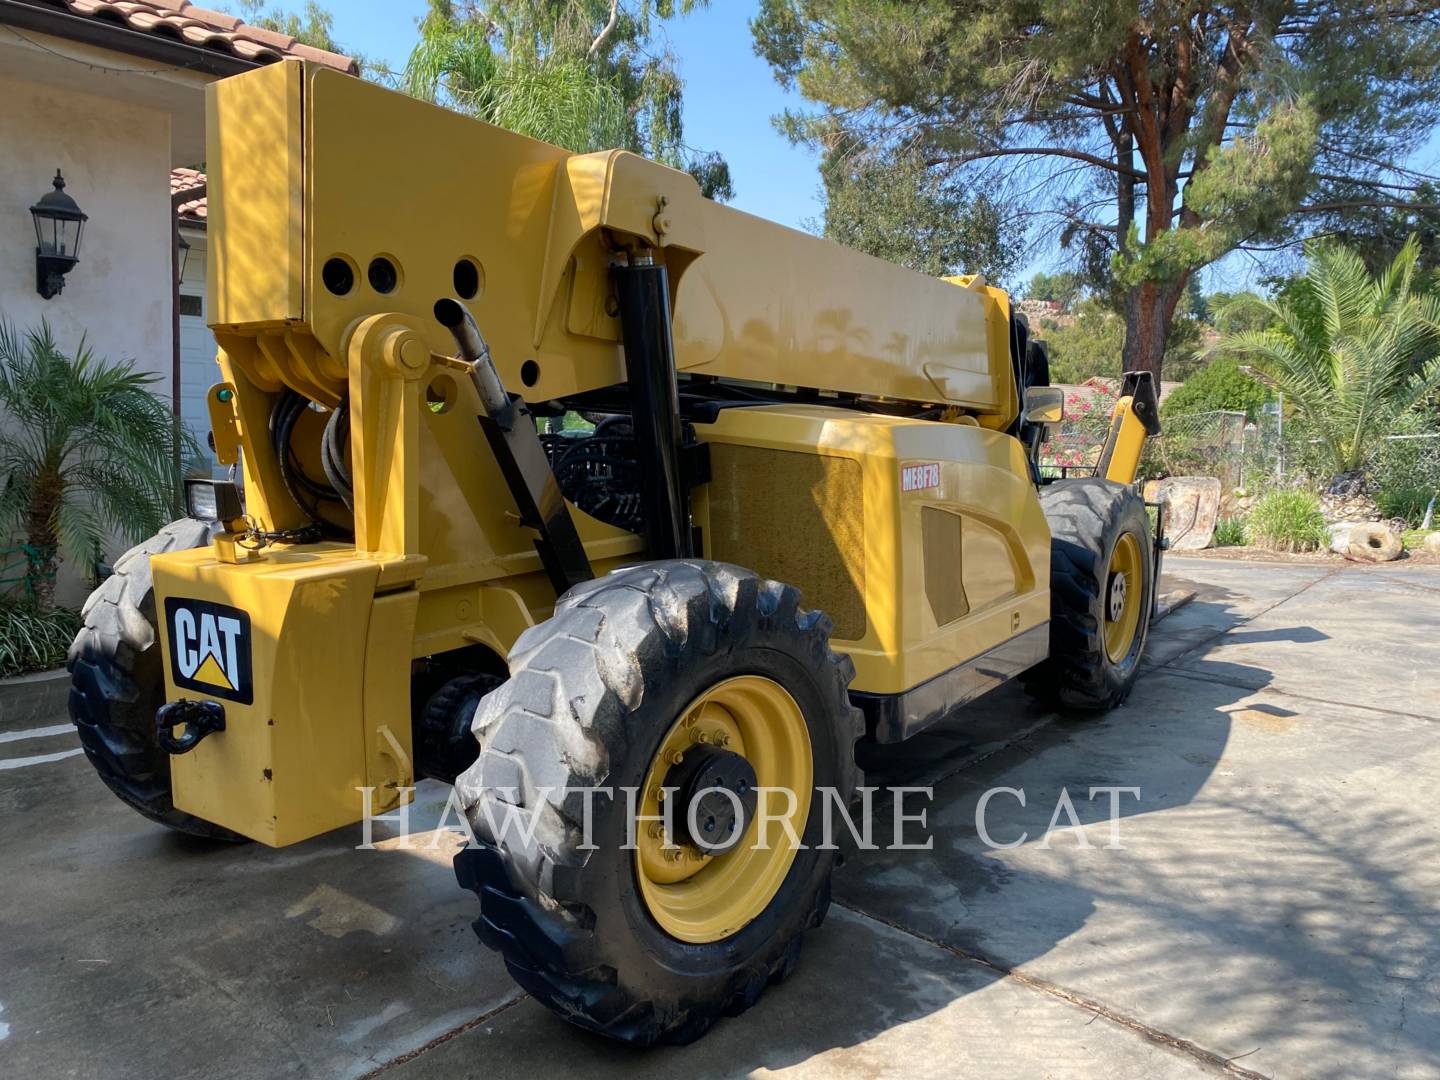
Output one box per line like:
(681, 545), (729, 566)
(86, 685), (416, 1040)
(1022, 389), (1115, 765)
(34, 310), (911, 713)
(1103, 533), (1144, 664)
(1107, 570), (1127, 622)
(664, 744), (758, 854)
(634, 675), (813, 943)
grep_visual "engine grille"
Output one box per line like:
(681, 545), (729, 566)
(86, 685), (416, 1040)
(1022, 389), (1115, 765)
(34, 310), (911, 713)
(707, 444), (866, 641)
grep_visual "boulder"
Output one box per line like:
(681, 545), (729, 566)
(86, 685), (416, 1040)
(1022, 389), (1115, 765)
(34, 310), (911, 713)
(1339, 522), (1403, 563)
(1424, 532), (1440, 556)
(1328, 522), (1354, 555)
(1144, 477), (1222, 551)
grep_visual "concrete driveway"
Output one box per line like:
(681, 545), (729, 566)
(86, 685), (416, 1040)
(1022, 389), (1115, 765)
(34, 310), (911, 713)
(1, 556), (1437, 1079)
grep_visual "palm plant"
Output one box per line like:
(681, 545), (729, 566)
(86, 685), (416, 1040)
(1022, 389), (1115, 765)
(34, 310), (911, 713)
(1210, 237), (1440, 490)
(0, 319), (191, 608)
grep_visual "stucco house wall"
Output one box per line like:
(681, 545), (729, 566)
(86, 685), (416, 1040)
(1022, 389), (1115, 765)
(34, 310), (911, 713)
(0, 73), (178, 604)
(0, 72), (174, 382)
(0, 10), (354, 608)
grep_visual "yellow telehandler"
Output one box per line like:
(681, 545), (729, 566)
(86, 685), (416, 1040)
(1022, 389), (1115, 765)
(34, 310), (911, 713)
(67, 61), (1161, 1044)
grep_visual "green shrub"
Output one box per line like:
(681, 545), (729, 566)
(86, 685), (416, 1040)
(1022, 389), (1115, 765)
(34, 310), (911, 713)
(1161, 356), (1271, 420)
(1246, 490), (1331, 552)
(1213, 517), (1248, 546)
(1209, 239), (1440, 485)
(1377, 486), (1437, 525)
(0, 597), (80, 678)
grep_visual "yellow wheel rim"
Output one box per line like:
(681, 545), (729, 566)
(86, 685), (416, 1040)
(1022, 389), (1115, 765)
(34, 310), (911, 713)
(635, 675), (812, 944)
(1104, 532), (1143, 664)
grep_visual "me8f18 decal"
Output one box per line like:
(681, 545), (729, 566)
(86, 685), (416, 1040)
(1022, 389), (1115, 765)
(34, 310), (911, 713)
(164, 597), (253, 704)
(901, 462), (941, 492)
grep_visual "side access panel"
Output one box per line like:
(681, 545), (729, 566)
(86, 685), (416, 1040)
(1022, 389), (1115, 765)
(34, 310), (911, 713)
(693, 404), (1050, 740)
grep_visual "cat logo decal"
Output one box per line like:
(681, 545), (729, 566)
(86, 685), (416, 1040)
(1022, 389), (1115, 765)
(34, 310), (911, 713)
(165, 597), (253, 704)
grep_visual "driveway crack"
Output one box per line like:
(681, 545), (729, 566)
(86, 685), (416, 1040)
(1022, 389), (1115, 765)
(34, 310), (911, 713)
(1155, 666), (1440, 724)
(355, 991), (528, 1079)
(834, 899), (1270, 1079)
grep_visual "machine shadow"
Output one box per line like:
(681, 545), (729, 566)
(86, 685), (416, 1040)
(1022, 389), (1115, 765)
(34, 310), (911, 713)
(52, 586), (1345, 1078)
(442, 662), (1270, 1077)
(464, 595), (1299, 1073)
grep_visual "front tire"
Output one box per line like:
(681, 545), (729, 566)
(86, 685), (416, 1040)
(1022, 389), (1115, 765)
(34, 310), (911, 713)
(452, 560), (862, 1045)
(1030, 479), (1155, 710)
(67, 519), (243, 841)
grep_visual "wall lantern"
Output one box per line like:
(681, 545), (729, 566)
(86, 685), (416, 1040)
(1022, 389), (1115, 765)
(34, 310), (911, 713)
(30, 169), (87, 299)
(177, 233), (191, 284)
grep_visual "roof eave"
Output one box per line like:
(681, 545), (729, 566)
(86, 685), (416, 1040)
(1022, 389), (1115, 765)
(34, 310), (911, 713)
(0, 0), (261, 78)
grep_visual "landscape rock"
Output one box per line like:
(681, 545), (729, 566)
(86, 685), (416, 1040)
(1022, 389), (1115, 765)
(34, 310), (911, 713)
(1220, 488), (1258, 518)
(1424, 532), (1440, 556)
(1324, 470), (1369, 497)
(1320, 490), (1384, 522)
(1144, 477), (1222, 551)
(1339, 522), (1403, 563)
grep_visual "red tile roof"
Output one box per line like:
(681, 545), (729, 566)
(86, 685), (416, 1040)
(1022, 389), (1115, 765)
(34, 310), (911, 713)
(172, 166), (207, 223)
(33, 0), (357, 73)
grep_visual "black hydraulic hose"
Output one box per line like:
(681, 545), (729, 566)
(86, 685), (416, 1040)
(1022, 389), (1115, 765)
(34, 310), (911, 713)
(266, 390), (351, 540)
(434, 296), (593, 594)
(321, 398), (354, 513)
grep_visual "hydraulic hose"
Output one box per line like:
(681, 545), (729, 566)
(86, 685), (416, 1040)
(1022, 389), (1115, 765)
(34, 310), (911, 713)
(266, 390), (352, 540)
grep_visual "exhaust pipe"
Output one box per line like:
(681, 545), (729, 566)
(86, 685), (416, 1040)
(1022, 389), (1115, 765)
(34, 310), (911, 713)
(434, 297), (510, 417)
(433, 298), (592, 596)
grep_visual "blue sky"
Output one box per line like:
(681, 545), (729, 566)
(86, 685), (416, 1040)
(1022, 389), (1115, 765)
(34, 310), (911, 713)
(332, 0), (824, 230)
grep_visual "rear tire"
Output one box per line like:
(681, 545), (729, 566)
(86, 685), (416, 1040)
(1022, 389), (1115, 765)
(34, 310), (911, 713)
(1029, 479), (1154, 710)
(452, 560), (862, 1045)
(67, 519), (243, 841)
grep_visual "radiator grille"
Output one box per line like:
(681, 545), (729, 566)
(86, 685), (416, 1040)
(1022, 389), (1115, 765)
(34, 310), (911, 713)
(708, 444), (866, 641)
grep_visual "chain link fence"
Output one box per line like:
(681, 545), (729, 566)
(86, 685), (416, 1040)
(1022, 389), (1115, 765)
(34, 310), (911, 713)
(1142, 409), (1259, 491)
(1040, 382), (1440, 526)
(1142, 408), (1440, 501)
(1143, 406), (1440, 525)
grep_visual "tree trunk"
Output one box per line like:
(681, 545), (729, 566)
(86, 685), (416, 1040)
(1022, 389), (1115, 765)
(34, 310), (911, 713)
(1121, 277), (1187, 379)
(25, 472), (61, 609)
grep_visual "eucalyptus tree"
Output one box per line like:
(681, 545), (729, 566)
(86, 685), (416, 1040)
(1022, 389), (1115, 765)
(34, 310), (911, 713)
(403, 0), (732, 199)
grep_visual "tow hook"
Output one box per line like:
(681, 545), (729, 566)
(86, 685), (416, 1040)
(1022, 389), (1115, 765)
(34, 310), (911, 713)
(156, 699), (226, 755)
